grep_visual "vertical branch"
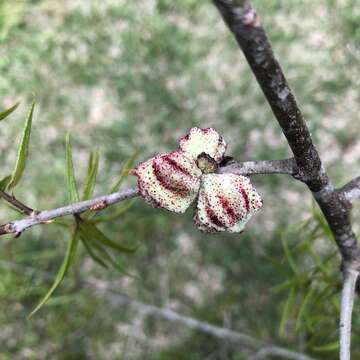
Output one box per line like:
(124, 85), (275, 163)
(212, 0), (326, 191)
(212, 0), (360, 267)
(212, 1), (360, 358)
(340, 269), (359, 360)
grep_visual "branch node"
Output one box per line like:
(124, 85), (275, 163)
(89, 200), (108, 212)
(0, 223), (15, 235)
(31, 210), (41, 217)
(242, 7), (260, 27)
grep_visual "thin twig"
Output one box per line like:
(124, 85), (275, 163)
(89, 279), (317, 360)
(339, 177), (360, 204)
(0, 259), (317, 360)
(219, 158), (297, 177)
(0, 159), (302, 237)
(0, 187), (139, 236)
(0, 190), (34, 215)
(340, 269), (359, 360)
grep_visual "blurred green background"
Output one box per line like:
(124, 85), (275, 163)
(0, 0), (360, 359)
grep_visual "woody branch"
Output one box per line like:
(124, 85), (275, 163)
(1, 158), (359, 238)
(212, 0), (360, 359)
(0, 188), (139, 236)
(212, 0), (360, 270)
(0, 158), (299, 237)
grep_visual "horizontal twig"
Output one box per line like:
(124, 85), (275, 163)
(219, 158), (298, 177)
(339, 177), (360, 204)
(0, 158), (303, 238)
(0, 187), (139, 236)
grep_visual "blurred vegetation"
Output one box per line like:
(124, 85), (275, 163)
(0, 0), (359, 359)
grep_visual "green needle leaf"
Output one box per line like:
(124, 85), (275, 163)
(0, 102), (19, 121)
(81, 236), (109, 269)
(279, 287), (296, 336)
(65, 133), (80, 203)
(79, 228), (138, 279)
(82, 151), (99, 200)
(0, 175), (11, 191)
(30, 227), (80, 316)
(295, 286), (315, 331)
(79, 225), (125, 270)
(79, 220), (138, 253)
(7, 102), (34, 190)
(312, 341), (339, 352)
(110, 150), (138, 193)
(281, 232), (299, 275)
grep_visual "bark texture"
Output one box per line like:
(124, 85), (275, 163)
(213, 0), (360, 271)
